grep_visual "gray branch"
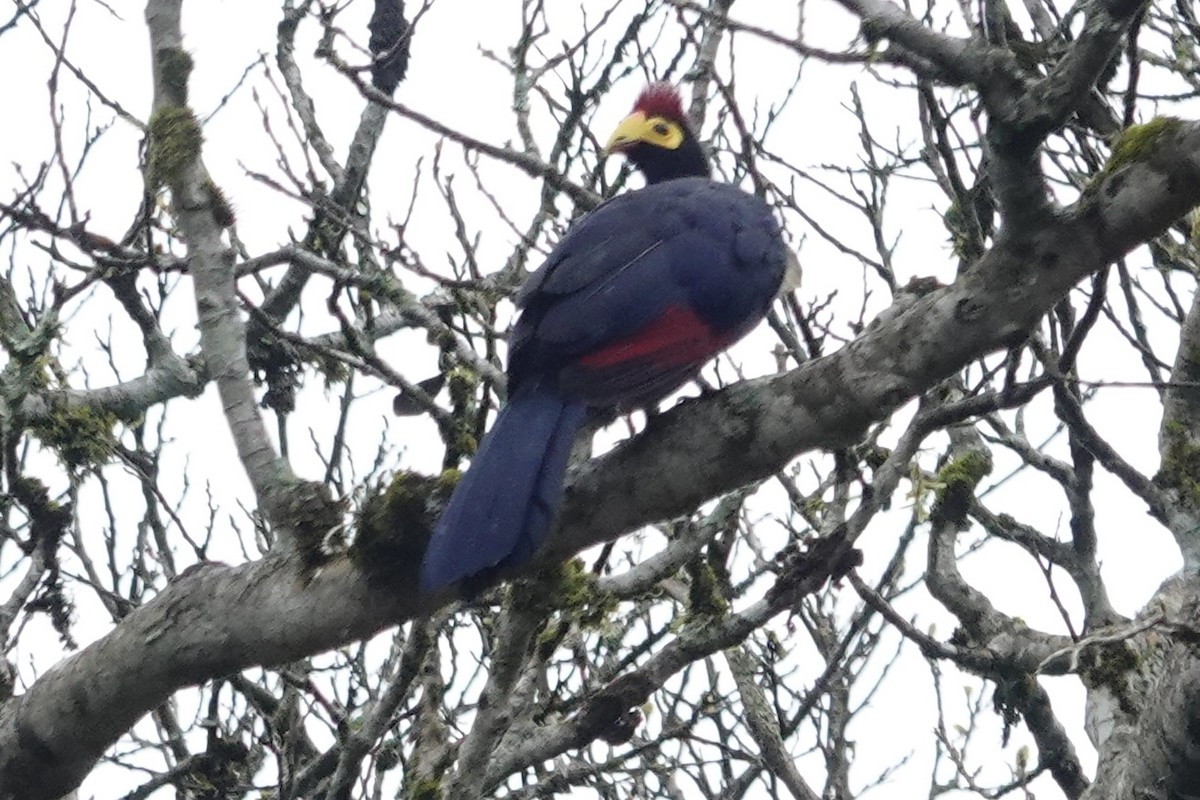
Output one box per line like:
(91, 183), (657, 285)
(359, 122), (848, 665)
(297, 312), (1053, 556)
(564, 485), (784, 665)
(146, 0), (300, 532)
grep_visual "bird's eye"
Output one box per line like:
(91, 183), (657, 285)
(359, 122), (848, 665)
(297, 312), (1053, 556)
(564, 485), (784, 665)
(653, 123), (671, 136)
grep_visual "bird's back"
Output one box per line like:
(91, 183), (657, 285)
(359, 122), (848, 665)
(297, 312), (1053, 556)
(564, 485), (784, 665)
(509, 177), (786, 405)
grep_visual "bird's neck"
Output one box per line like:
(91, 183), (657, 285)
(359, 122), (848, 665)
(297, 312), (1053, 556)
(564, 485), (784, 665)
(632, 138), (710, 184)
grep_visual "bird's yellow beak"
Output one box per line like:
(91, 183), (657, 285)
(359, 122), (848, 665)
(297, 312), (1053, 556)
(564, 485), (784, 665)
(604, 112), (651, 155)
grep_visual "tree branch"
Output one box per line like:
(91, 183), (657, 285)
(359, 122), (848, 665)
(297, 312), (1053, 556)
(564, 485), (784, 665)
(146, 0), (302, 533)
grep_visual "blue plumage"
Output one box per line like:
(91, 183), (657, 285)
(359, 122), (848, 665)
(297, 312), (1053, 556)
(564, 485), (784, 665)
(511, 178), (786, 397)
(419, 381), (587, 592)
(418, 87), (788, 594)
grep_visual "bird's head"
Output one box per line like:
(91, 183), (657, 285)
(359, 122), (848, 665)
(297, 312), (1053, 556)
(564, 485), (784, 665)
(604, 83), (709, 183)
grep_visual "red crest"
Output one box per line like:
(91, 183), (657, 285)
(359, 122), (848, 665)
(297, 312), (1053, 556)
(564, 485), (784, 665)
(632, 83), (687, 123)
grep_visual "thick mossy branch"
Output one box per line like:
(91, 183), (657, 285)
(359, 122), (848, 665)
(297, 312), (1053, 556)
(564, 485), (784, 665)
(1079, 640), (1140, 715)
(687, 558), (729, 618)
(147, 106), (203, 189)
(445, 365), (481, 463)
(1155, 421), (1200, 509)
(352, 471), (455, 589)
(1107, 116), (1185, 171)
(406, 777), (443, 800)
(285, 482), (346, 574)
(5, 314), (117, 468)
(148, 48), (235, 229)
(530, 559), (620, 662)
(203, 178), (237, 228)
(514, 557), (615, 624)
(154, 47), (194, 105)
(548, 558), (605, 615)
(931, 450), (993, 529)
(1081, 116), (1187, 202)
(29, 402), (119, 470)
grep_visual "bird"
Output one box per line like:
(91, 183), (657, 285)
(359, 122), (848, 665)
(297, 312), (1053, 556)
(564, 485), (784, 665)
(419, 83), (789, 594)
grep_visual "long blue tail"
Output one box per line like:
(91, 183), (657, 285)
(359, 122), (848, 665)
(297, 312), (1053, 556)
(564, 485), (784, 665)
(419, 382), (587, 593)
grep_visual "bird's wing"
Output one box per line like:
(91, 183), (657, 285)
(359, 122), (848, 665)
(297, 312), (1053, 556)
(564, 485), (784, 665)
(510, 178), (786, 402)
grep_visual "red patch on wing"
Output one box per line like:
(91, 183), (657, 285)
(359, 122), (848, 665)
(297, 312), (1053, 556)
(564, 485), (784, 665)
(633, 83), (687, 125)
(577, 305), (733, 370)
